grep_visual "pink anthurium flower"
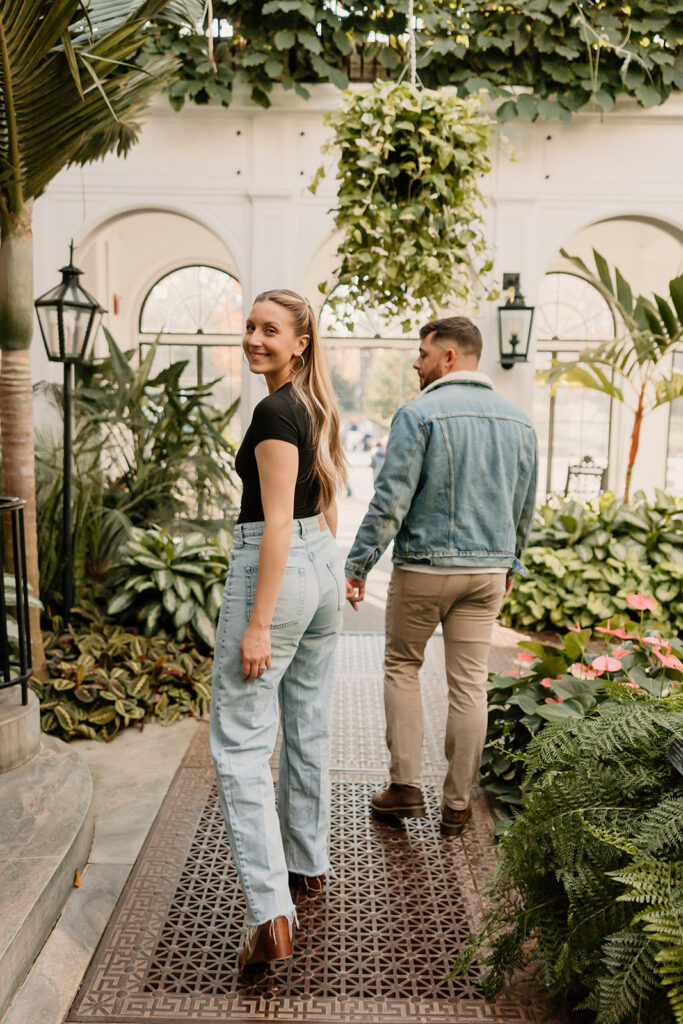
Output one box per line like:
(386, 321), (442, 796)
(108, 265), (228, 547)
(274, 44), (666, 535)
(540, 679), (554, 688)
(611, 648), (632, 658)
(641, 635), (664, 648)
(544, 696), (565, 704)
(653, 646), (683, 671)
(595, 625), (637, 640)
(568, 663), (598, 680)
(568, 623), (583, 633)
(517, 651), (537, 661)
(591, 654), (623, 674)
(625, 593), (657, 611)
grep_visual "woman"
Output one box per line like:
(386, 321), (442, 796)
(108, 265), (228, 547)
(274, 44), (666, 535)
(210, 289), (347, 971)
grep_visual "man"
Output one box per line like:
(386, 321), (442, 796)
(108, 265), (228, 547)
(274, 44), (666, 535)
(345, 316), (537, 836)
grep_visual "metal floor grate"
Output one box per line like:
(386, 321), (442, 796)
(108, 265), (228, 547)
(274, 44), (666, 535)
(67, 633), (567, 1024)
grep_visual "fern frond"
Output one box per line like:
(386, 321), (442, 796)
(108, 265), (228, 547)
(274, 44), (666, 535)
(590, 931), (662, 1024)
(634, 796), (683, 856)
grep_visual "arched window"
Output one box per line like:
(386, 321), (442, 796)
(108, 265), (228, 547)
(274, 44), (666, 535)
(667, 354), (683, 496)
(138, 265), (244, 437)
(534, 272), (616, 497)
(139, 265), (242, 335)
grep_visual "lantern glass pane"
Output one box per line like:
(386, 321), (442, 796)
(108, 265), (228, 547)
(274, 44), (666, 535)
(62, 305), (91, 359)
(500, 307), (533, 357)
(37, 305), (62, 359)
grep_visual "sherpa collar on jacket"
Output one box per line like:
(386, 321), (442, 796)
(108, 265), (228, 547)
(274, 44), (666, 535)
(419, 369), (495, 396)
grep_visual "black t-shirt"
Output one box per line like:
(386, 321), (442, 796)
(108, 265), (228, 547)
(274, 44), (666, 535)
(235, 383), (321, 523)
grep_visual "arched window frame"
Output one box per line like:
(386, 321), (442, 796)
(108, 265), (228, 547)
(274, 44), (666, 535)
(534, 271), (617, 498)
(138, 263), (243, 338)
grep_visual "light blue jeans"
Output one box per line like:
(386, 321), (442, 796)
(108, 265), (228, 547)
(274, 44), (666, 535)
(210, 516), (344, 928)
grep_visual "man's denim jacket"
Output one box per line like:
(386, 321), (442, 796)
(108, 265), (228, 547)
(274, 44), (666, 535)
(345, 371), (538, 582)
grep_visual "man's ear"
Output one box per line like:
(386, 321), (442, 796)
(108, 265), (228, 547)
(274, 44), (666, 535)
(444, 345), (459, 371)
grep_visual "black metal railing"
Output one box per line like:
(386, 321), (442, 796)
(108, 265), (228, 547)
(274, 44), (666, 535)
(0, 497), (32, 705)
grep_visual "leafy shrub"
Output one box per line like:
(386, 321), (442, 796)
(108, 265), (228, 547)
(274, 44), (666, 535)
(503, 491), (683, 634)
(36, 330), (238, 611)
(456, 685), (683, 1024)
(30, 610), (213, 742)
(106, 527), (231, 649)
(483, 604), (683, 811)
(3, 572), (42, 648)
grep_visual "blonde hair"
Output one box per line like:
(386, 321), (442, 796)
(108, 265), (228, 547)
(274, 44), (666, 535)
(252, 289), (348, 509)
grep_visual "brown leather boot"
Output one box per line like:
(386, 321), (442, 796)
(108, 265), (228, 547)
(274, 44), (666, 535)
(239, 916), (293, 970)
(289, 872), (325, 900)
(441, 802), (472, 836)
(370, 783), (426, 819)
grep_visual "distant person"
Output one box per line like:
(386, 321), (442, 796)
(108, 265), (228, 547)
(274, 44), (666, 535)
(370, 439), (386, 482)
(345, 316), (537, 837)
(210, 290), (347, 970)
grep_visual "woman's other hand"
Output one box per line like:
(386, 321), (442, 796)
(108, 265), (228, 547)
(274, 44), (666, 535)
(240, 624), (271, 681)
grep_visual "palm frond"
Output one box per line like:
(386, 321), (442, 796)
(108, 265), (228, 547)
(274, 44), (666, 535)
(0, 0), (205, 211)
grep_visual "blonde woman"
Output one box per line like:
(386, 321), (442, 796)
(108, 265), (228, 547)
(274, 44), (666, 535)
(210, 289), (347, 970)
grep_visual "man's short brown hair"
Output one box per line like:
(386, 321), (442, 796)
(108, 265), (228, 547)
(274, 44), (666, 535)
(419, 316), (482, 360)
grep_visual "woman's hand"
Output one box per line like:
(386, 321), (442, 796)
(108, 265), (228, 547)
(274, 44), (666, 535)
(239, 624), (271, 681)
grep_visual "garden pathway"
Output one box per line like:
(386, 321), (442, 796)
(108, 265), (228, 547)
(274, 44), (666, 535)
(58, 629), (567, 1024)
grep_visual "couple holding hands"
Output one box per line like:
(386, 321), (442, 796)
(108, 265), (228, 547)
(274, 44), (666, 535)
(209, 288), (537, 970)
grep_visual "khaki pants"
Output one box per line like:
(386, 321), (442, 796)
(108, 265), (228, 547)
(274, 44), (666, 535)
(384, 567), (506, 810)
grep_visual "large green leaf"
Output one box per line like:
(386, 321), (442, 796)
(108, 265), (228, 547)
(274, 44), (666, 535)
(0, 0), (204, 208)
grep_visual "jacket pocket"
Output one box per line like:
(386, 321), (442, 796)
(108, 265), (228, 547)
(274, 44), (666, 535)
(245, 565), (305, 629)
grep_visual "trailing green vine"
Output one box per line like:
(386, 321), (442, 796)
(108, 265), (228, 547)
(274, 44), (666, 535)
(142, 1), (682, 120)
(310, 80), (496, 323)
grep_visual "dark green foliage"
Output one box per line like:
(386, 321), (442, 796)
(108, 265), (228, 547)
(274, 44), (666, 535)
(502, 491), (683, 634)
(35, 329), (238, 611)
(456, 688), (683, 1023)
(107, 526), (231, 649)
(30, 608), (213, 741)
(144, 1), (682, 120)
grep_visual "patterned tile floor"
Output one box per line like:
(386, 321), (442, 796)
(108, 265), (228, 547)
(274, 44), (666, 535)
(67, 632), (567, 1024)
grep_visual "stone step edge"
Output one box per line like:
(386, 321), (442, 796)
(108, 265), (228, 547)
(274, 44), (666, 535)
(0, 739), (94, 1021)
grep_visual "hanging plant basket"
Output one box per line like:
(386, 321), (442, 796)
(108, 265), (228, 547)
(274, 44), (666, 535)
(311, 79), (497, 329)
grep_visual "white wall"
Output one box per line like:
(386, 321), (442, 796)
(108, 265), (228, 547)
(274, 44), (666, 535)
(32, 86), (683, 494)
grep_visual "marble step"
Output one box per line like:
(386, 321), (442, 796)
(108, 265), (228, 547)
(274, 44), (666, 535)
(0, 736), (93, 1019)
(0, 689), (41, 775)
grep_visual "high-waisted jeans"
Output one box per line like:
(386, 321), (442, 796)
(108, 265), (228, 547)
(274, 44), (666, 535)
(210, 516), (344, 928)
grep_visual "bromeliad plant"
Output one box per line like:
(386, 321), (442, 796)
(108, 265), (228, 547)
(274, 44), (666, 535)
(106, 527), (231, 649)
(459, 682), (683, 1024)
(31, 608), (213, 741)
(311, 80), (496, 327)
(483, 594), (683, 811)
(502, 490), (683, 635)
(541, 250), (683, 500)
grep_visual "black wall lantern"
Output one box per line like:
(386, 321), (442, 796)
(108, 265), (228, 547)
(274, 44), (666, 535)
(35, 243), (105, 623)
(498, 273), (534, 370)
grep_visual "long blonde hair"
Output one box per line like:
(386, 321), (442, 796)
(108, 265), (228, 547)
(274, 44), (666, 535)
(253, 289), (348, 509)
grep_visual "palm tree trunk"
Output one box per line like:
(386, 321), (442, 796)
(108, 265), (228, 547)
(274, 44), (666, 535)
(0, 204), (46, 675)
(624, 389), (645, 504)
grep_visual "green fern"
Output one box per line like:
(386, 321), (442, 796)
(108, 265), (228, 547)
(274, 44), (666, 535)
(451, 693), (682, 1024)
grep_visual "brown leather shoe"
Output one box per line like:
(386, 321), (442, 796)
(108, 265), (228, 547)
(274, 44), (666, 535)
(441, 802), (472, 836)
(371, 783), (426, 819)
(289, 872), (325, 900)
(239, 916), (293, 970)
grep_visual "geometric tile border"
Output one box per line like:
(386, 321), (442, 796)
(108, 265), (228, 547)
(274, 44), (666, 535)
(67, 635), (567, 1024)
